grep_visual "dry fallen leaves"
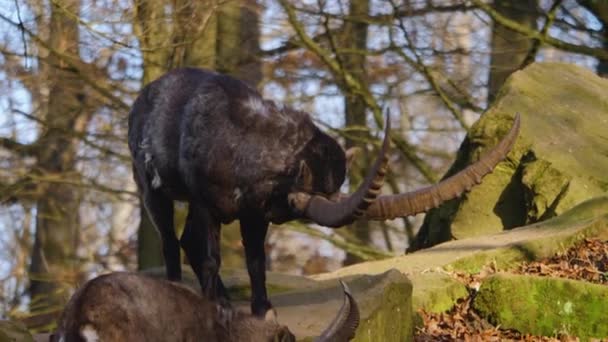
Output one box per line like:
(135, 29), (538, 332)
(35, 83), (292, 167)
(415, 239), (608, 341)
(516, 239), (608, 285)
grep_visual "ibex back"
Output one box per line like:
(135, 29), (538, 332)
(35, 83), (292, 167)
(128, 67), (520, 316)
(52, 272), (359, 342)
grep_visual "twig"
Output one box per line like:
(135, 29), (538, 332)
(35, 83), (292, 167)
(471, 0), (608, 59)
(520, 0), (563, 68)
(388, 0), (469, 131)
(13, 0), (28, 68)
(278, 0), (438, 183)
(283, 221), (391, 261)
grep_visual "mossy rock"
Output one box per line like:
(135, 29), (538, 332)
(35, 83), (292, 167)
(314, 196), (608, 320)
(270, 269), (413, 342)
(473, 273), (608, 340)
(410, 272), (469, 328)
(416, 62), (608, 249)
(0, 320), (34, 342)
(315, 196), (608, 279)
(410, 272), (468, 315)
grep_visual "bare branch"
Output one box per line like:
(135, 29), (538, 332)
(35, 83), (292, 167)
(278, 0), (438, 183)
(520, 0), (563, 68)
(13, 0), (28, 67)
(284, 221), (391, 261)
(471, 0), (608, 59)
(295, 3), (479, 25)
(388, 0), (469, 131)
(0, 137), (37, 156)
(0, 12), (131, 111)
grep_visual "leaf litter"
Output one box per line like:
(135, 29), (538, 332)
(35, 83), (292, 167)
(415, 239), (608, 341)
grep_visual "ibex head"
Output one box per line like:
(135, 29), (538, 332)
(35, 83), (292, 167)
(52, 273), (360, 342)
(288, 112), (521, 227)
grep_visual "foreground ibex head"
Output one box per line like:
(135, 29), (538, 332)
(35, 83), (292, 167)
(52, 272), (359, 342)
(127, 67), (521, 316)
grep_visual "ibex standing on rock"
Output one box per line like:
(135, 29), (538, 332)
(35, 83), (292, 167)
(52, 272), (359, 342)
(128, 67), (520, 317)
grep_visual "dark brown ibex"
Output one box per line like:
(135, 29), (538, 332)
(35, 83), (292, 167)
(52, 272), (359, 342)
(128, 67), (520, 316)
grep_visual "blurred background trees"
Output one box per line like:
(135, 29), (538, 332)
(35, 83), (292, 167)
(0, 0), (604, 329)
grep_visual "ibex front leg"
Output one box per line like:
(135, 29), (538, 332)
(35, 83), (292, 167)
(180, 202), (229, 304)
(240, 214), (272, 317)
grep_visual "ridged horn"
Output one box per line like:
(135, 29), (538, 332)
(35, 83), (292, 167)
(314, 280), (360, 342)
(363, 113), (521, 220)
(289, 111), (391, 228)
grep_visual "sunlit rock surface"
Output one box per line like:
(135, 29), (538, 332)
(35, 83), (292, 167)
(416, 62), (608, 249)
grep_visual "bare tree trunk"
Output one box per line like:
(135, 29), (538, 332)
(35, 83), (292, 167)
(28, 0), (86, 315)
(341, 0), (370, 266)
(488, 0), (538, 103)
(133, 0), (174, 271)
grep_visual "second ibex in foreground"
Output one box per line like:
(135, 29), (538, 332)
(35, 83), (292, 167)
(128, 68), (521, 317)
(52, 272), (359, 342)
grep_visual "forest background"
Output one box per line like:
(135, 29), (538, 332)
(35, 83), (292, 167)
(0, 0), (606, 326)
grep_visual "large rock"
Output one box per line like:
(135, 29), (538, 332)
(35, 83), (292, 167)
(314, 196), (608, 279)
(414, 62), (608, 249)
(473, 273), (608, 340)
(271, 269), (413, 342)
(310, 197), (608, 333)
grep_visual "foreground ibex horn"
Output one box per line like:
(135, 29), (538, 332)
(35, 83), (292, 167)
(128, 67), (521, 316)
(52, 272), (360, 342)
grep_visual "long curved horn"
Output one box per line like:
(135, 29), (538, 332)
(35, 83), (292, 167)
(363, 113), (521, 220)
(315, 280), (360, 342)
(289, 113), (391, 228)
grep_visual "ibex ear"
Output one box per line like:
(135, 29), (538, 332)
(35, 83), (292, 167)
(345, 147), (361, 170)
(296, 160), (313, 191)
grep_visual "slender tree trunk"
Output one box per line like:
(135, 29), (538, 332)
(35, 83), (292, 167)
(133, 0), (173, 271)
(341, 0), (370, 266)
(600, 30), (608, 77)
(488, 0), (538, 103)
(28, 0), (86, 314)
(578, 0), (608, 76)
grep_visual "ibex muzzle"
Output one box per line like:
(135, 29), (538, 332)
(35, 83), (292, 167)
(51, 272), (359, 342)
(128, 67), (520, 316)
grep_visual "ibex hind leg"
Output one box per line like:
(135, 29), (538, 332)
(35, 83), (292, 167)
(240, 214), (273, 317)
(142, 190), (181, 281)
(181, 203), (230, 305)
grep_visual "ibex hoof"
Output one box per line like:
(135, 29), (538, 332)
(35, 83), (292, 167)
(264, 308), (278, 323)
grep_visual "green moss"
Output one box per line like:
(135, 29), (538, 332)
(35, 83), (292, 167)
(448, 217), (608, 274)
(411, 273), (468, 314)
(353, 281), (413, 342)
(474, 274), (608, 340)
(447, 247), (527, 274)
(521, 158), (571, 222)
(410, 273), (469, 329)
(447, 197), (608, 273)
